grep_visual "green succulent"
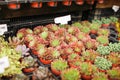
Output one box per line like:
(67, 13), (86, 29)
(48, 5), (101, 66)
(95, 57), (112, 70)
(92, 19), (102, 25)
(98, 29), (110, 36)
(96, 45), (110, 55)
(50, 39), (60, 47)
(101, 17), (111, 24)
(72, 22), (83, 29)
(52, 49), (60, 58)
(81, 27), (90, 34)
(108, 42), (120, 52)
(61, 68), (80, 80)
(96, 36), (109, 45)
(40, 31), (48, 39)
(92, 72), (108, 80)
(80, 62), (97, 76)
(51, 59), (68, 71)
(90, 23), (100, 30)
(107, 68), (120, 79)
(109, 16), (118, 23)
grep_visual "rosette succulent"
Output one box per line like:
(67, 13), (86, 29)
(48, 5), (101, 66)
(108, 42), (120, 52)
(96, 35), (109, 45)
(98, 29), (110, 36)
(96, 45), (110, 55)
(94, 57), (112, 70)
(92, 72), (108, 80)
(72, 22), (83, 29)
(101, 17), (111, 24)
(109, 16), (118, 23)
(61, 68), (80, 80)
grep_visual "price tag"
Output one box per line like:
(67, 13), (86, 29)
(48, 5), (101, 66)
(112, 5), (120, 12)
(0, 56), (10, 69)
(54, 15), (71, 25)
(0, 24), (8, 35)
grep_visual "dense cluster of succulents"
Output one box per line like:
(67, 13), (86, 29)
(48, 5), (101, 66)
(95, 57), (112, 70)
(1, 17), (119, 79)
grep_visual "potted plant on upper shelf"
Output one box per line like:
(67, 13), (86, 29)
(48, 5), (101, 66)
(92, 72), (108, 80)
(61, 68), (81, 80)
(75, 0), (84, 5)
(62, 0), (72, 6)
(51, 58), (68, 75)
(107, 67), (120, 80)
(31, 2), (42, 8)
(47, 1), (57, 7)
(8, 3), (20, 10)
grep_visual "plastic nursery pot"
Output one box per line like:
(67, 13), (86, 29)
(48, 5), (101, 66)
(39, 57), (52, 64)
(69, 63), (78, 68)
(81, 74), (92, 80)
(98, 69), (106, 73)
(51, 67), (61, 75)
(31, 2), (42, 8)
(47, 1), (57, 7)
(98, 0), (104, 3)
(102, 24), (110, 28)
(90, 30), (97, 34)
(8, 3), (20, 10)
(75, 0), (84, 5)
(23, 67), (35, 73)
(86, 0), (95, 5)
(62, 0), (72, 6)
(32, 49), (38, 56)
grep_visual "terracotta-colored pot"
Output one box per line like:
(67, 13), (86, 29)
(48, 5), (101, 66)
(75, 0), (84, 5)
(99, 69), (106, 73)
(32, 49), (38, 56)
(81, 74), (92, 80)
(62, 0), (72, 6)
(23, 67), (35, 73)
(86, 0), (95, 5)
(47, 1), (57, 7)
(51, 67), (61, 75)
(69, 63), (78, 68)
(39, 57), (52, 64)
(102, 24), (110, 28)
(117, 37), (120, 40)
(31, 2), (42, 8)
(90, 30), (97, 34)
(85, 60), (94, 64)
(8, 3), (20, 10)
(98, 0), (104, 3)
(112, 64), (119, 68)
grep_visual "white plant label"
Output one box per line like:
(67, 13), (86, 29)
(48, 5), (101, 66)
(112, 5), (120, 12)
(0, 67), (5, 74)
(0, 24), (8, 35)
(0, 56), (10, 69)
(54, 15), (71, 25)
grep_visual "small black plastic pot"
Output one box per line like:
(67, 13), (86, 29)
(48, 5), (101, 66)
(109, 36), (119, 43)
(109, 33), (118, 39)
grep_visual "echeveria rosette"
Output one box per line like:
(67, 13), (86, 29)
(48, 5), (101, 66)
(108, 42), (120, 52)
(101, 17), (111, 24)
(90, 23), (100, 31)
(40, 31), (48, 39)
(72, 22), (83, 29)
(98, 29), (110, 36)
(92, 72), (108, 80)
(96, 45), (110, 55)
(94, 57), (112, 70)
(96, 36), (109, 45)
(15, 45), (30, 57)
(81, 26), (90, 34)
(61, 68), (80, 80)
(0, 45), (26, 77)
(50, 39), (60, 47)
(92, 19), (102, 25)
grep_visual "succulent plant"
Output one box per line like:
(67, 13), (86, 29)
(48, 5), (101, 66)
(22, 56), (37, 67)
(81, 49), (98, 62)
(92, 72), (108, 80)
(10, 73), (30, 80)
(92, 19), (102, 25)
(72, 22), (83, 29)
(61, 68), (80, 80)
(109, 16), (118, 23)
(47, 24), (59, 32)
(67, 53), (80, 62)
(75, 32), (86, 41)
(15, 45), (30, 57)
(51, 48), (60, 59)
(101, 17), (111, 24)
(81, 21), (91, 27)
(85, 39), (98, 49)
(50, 38), (60, 47)
(90, 23), (100, 30)
(96, 35), (109, 45)
(81, 26), (90, 34)
(51, 58), (68, 71)
(108, 42), (120, 52)
(107, 68), (120, 79)
(40, 31), (49, 39)
(80, 62), (97, 76)
(97, 29), (110, 36)
(0, 37), (26, 77)
(94, 57), (112, 70)
(107, 52), (120, 65)
(96, 45), (110, 55)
